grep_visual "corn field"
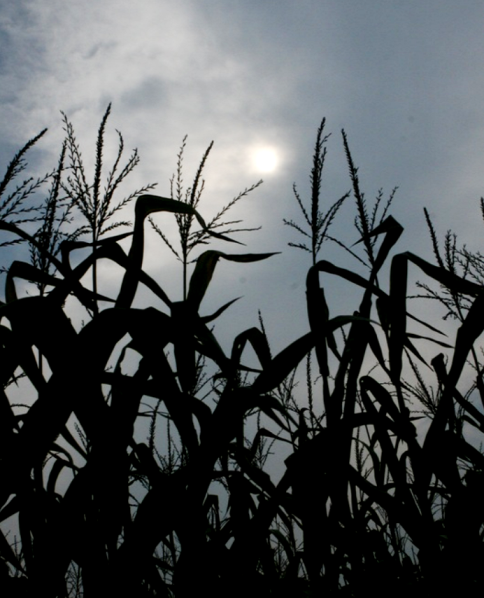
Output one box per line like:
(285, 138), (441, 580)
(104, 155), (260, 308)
(0, 108), (483, 597)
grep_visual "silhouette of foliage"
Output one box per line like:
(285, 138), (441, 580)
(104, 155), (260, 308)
(0, 109), (483, 598)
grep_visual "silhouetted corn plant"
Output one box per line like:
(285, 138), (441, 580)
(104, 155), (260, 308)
(277, 123), (484, 595)
(1, 111), (484, 598)
(61, 103), (157, 315)
(149, 135), (262, 300)
(0, 107), (280, 598)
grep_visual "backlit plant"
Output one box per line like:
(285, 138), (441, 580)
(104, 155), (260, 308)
(0, 109), (483, 598)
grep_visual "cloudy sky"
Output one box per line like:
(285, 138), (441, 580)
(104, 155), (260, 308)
(1, 0), (484, 355)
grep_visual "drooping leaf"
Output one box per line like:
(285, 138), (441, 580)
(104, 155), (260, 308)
(404, 251), (483, 296)
(356, 215), (404, 279)
(116, 195), (207, 308)
(202, 297), (241, 323)
(187, 250), (278, 310)
(231, 327), (272, 370)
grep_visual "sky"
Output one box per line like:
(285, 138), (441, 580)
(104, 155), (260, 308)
(3, 0), (484, 573)
(1, 0), (484, 369)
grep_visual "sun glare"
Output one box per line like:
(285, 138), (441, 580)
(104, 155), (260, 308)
(253, 148), (278, 172)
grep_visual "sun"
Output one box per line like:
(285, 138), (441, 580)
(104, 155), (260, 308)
(253, 148), (278, 173)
